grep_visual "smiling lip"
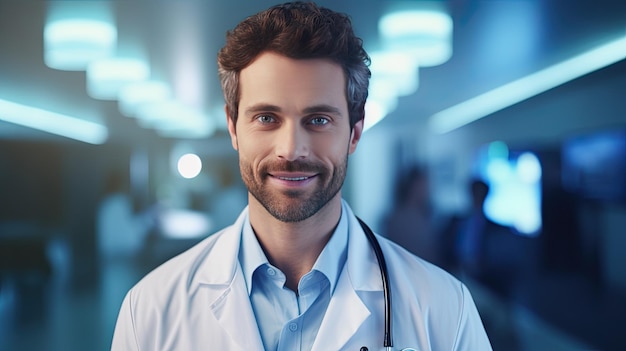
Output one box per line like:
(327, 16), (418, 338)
(268, 172), (317, 184)
(269, 172), (316, 180)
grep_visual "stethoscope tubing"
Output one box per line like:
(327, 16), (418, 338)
(356, 217), (393, 349)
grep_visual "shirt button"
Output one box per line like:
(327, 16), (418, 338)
(288, 323), (298, 332)
(266, 267), (276, 276)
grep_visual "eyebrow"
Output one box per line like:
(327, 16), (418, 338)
(244, 103), (281, 116)
(243, 103), (343, 116)
(303, 104), (343, 115)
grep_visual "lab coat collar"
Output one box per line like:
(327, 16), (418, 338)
(311, 200), (383, 350)
(195, 208), (249, 285)
(343, 199), (384, 292)
(191, 201), (383, 350)
(193, 208), (265, 350)
(194, 201), (381, 290)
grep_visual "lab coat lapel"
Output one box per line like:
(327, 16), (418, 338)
(312, 205), (383, 350)
(312, 267), (371, 351)
(199, 210), (264, 350)
(208, 267), (264, 350)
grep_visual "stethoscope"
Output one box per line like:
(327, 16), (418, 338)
(357, 217), (418, 351)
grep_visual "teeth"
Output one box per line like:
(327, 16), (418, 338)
(278, 176), (309, 181)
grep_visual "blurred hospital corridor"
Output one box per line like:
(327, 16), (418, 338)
(2, 0), (626, 350)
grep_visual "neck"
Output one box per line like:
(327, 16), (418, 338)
(248, 195), (342, 291)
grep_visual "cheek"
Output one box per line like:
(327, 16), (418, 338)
(237, 135), (269, 165)
(314, 137), (349, 163)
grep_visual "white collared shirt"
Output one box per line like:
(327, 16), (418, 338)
(239, 210), (348, 351)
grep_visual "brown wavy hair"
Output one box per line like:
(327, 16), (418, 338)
(217, 1), (370, 128)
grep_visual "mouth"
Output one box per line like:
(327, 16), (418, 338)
(268, 172), (318, 187)
(275, 175), (312, 181)
(264, 161), (322, 187)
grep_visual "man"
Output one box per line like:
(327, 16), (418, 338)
(111, 2), (492, 350)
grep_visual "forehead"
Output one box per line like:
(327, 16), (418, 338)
(239, 51), (347, 112)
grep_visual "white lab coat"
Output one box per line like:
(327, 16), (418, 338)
(111, 202), (492, 351)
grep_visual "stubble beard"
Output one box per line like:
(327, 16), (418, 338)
(239, 156), (348, 222)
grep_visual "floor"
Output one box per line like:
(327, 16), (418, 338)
(0, 246), (618, 351)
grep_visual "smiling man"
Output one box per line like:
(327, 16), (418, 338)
(111, 2), (492, 350)
(232, 51), (359, 293)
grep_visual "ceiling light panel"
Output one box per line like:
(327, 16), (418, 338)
(0, 99), (108, 144)
(118, 80), (172, 118)
(44, 19), (116, 71)
(86, 58), (150, 100)
(379, 8), (453, 67)
(428, 34), (626, 134)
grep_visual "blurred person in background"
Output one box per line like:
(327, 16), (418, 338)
(206, 164), (247, 231)
(96, 171), (157, 260)
(383, 166), (440, 264)
(454, 179), (522, 295)
(451, 178), (523, 350)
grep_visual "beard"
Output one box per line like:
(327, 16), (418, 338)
(239, 155), (348, 223)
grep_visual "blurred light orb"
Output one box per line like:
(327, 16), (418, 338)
(177, 153), (202, 179)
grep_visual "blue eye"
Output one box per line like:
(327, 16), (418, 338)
(310, 116), (329, 125)
(257, 115), (275, 124)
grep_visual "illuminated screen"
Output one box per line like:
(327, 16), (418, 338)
(475, 142), (542, 236)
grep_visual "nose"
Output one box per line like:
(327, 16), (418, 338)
(274, 122), (309, 161)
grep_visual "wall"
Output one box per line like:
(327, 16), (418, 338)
(600, 205), (626, 291)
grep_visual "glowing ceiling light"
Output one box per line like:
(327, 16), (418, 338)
(86, 58), (150, 100)
(369, 51), (419, 96)
(0, 98), (108, 144)
(135, 100), (180, 127)
(379, 9), (453, 67)
(154, 118), (215, 139)
(135, 100), (215, 139)
(429, 34), (626, 134)
(154, 114), (215, 138)
(364, 99), (392, 131)
(44, 19), (116, 71)
(118, 81), (172, 117)
(364, 79), (400, 132)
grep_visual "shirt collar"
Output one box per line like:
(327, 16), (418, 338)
(239, 205), (349, 296)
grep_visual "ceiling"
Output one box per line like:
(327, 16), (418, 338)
(1, 0), (625, 145)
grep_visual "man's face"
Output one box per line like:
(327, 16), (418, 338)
(227, 51), (363, 222)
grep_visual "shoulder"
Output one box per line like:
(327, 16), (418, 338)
(379, 235), (454, 277)
(113, 224), (246, 349)
(378, 235), (468, 306)
(127, 225), (238, 307)
(378, 236), (490, 348)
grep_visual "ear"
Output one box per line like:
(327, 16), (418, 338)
(225, 105), (238, 151)
(348, 118), (364, 155)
